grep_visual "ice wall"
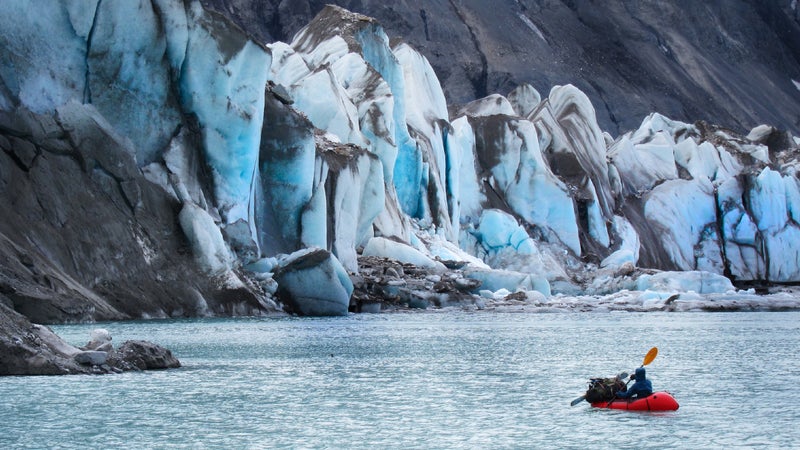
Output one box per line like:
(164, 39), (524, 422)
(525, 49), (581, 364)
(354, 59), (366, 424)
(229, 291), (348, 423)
(611, 116), (800, 282)
(283, 5), (456, 235)
(178, 3), (270, 226)
(3, 0), (800, 321)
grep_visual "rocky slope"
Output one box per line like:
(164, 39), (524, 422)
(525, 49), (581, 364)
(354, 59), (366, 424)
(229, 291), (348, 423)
(0, 106), (270, 324)
(200, 0), (800, 135)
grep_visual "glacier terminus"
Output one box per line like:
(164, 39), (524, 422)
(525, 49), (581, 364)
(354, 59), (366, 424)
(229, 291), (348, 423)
(2, 0), (800, 343)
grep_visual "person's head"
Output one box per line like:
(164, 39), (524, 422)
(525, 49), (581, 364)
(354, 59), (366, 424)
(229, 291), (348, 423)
(635, 367), (647, 381)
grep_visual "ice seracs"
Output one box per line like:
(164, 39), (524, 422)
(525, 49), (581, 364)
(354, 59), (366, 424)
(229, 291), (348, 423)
(611, 115), (800, 283)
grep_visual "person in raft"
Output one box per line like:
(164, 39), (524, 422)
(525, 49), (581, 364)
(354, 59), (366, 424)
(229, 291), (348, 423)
(616, 367), (653, 399)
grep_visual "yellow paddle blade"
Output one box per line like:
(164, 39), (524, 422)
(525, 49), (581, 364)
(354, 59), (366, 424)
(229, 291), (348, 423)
(642, 347), (658, 366)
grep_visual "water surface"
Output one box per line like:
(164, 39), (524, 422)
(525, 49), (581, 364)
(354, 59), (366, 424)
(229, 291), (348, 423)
(2, 311), (798, 448)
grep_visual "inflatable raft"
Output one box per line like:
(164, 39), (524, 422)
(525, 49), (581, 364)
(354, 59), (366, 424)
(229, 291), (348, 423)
(590, 391), (679, 411)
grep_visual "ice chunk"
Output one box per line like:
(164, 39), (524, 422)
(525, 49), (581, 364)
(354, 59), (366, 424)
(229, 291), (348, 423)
(476, 209), (536, 252)
(644, 178), (716, 269)
(257, 96), (316, 255)
(461, 94), (516, 117)
(451, 117), (485, 221)
(305, 142), (386, 272)
(87, 0), (185, 165)
(0, 1), (88, 112)
(462, 267), (550, 296)
(601, 216), (640, 269)
(609, 133), (678, 193)
(507, 83), (541, 117)
(636, 270), (734, 294)
(461, 114), (580, 254)
(750, 168), (788, 233)
(273, 248), (353, 316)
(288, 66), (368, 148)
(673, 139), (741, 182)
(746, 124), (776, 143)
(393, 43), (448, 139)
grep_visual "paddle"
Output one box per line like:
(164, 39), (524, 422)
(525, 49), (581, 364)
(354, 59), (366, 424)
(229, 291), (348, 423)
(642, 347), (658, 367)
(570, 394), (586, 407)
(570, 371), (628, 406)
(569, 395), (586, 406)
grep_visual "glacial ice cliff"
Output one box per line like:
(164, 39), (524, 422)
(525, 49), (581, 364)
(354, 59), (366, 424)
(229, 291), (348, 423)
(1, 0), (800, 325)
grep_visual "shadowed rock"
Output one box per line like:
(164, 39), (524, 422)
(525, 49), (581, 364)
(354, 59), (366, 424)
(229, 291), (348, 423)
(106, 340), (181, 371)
(0, 305), (180, 376)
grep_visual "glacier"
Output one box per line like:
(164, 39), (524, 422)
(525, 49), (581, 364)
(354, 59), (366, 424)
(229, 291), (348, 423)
(1, 0), (800, 324)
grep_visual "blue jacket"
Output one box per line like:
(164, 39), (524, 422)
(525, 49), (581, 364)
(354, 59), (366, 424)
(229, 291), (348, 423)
(616, 367), (653, 399)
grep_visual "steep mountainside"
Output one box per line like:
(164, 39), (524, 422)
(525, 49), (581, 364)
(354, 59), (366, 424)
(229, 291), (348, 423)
(201, 0), (800, 135)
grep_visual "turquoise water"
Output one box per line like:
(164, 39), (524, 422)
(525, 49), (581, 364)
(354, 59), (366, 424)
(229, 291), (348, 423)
(2, 311), (799, 449)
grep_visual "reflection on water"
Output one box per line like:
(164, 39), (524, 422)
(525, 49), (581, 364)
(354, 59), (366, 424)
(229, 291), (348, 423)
(1, 312), (798, 449)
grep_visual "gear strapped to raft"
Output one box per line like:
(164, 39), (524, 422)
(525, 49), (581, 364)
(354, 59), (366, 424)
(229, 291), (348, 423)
(584, 376), (627, 403)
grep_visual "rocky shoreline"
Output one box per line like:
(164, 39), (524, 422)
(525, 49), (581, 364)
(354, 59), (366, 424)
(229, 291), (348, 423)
(0, 304), (179, 376)
(5, 252), (800, 376)
(348, 256), (800, 314)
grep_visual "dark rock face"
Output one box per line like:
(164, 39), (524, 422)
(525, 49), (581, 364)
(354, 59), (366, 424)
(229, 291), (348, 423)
(106, 340), (181, 371)
(201, 0), (800, 134)
(0, 304), (85, 375)
(0, 104), (267, 324)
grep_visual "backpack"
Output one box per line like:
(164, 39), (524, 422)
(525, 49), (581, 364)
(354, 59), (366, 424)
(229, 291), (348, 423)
(584, 377), (626, 403)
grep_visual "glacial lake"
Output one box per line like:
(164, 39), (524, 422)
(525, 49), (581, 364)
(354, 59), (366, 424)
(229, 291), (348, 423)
(2, 311), (799, 449)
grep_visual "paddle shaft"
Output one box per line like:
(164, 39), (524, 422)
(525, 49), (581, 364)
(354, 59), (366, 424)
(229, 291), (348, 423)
(570, 395), (586, 406)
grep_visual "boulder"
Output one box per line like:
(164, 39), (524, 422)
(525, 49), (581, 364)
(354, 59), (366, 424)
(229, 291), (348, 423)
(107, 340), (181, 371)
(0, 304), (86, 375)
